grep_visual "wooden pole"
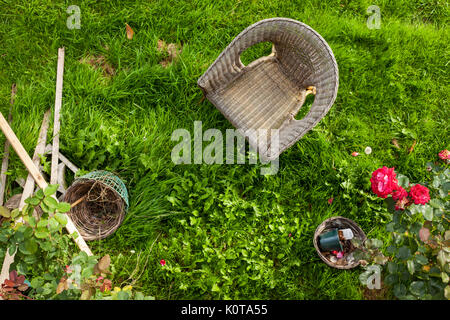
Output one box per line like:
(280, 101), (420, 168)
(0, 111), (92, 257)
(18, 109), (51, 209)
(0, 84), (17, 205)
(50, 47), (65, 186)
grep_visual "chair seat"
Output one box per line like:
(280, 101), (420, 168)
(208, 59), (306, 133)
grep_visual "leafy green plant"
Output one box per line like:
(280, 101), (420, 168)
(0, 185), (153, 300)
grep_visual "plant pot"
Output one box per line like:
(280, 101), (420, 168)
(313, 216), (367, 269)
(318, 228), (343, 251)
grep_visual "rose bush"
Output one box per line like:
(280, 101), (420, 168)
(358, 159), (449, 300)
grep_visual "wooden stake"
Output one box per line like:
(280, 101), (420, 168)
(0, 84), (16, 205)
(0, 112), (92, 254)
(18, 109), (51, 209)
(57, 162), (67, 194)
(50, 47), (65, 186)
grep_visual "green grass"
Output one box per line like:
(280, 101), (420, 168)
(0, 0), (448, 299)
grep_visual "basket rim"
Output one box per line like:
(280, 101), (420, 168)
(75, 170), (129, 209)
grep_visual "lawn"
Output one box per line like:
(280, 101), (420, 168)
(0, 0), (448, 299)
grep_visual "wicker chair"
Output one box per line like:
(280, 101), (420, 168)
(198, 18), (339, 160)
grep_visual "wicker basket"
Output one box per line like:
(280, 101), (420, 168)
(313, 216), (367, 269)
(63, 170), (128, 241)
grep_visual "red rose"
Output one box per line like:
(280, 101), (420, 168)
(409, 184), (430, 205)
(392, 186), (408, 201)
(160, 259), (166, 266)
(370, 166), (399, 198)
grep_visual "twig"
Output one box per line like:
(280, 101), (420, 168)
(0, 84), (16, 206)
(71, 195), (86, 208)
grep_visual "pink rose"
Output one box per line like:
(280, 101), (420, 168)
(438, 149), (450, 160)
(409, 184), (430, 205)
(370, 166), (399, 198)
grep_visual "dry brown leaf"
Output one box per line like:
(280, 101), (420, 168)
(56, 281), (66, 294)
(391, 139), (400, 149)
(126, 23), (134, 40)
(56, 277), (70, 294)
(409, 140), (417, 154)
(95, 254), (111, 274)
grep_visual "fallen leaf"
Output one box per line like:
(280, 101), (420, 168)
(125, 23), (134, 40)
(409, 140), (416, 154)
(95, 254), (111, 274)
(56, 281), (65, 294)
